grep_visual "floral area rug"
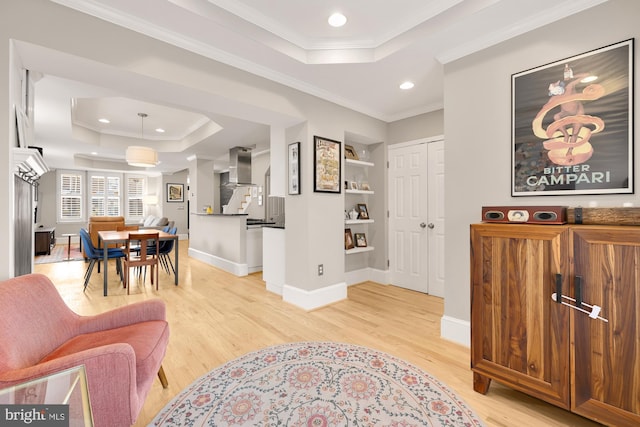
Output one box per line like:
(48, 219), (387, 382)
(150, 342), (485, 426)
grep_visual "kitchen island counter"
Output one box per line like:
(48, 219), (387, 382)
(188, 213), (252, 276)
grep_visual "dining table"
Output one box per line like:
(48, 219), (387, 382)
(97, 229), (179, 296)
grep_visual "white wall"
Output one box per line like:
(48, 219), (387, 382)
(443, 0), (640, 327)
(388, 110), (444, 145)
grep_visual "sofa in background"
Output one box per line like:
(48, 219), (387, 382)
(0, 273), (169, 427)
(134, 215), (174, 230)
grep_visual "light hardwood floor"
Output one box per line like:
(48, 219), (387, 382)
(35, 242), (601, 426)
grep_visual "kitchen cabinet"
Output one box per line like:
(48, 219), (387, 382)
(470, 223), (640, 426)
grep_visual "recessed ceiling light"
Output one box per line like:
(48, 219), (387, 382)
(400, 81), (415, 90)
(328, 13), (347, 27)
(155, 128), (165, 133)
(98, 118), (110, 124)
(91, 152), (98, 156)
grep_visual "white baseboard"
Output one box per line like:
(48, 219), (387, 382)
(187, 248), (248, 277)
(283, 282), (347, 311)
(265, 281), (283, 295)
(345, 268), (389, 286)
(440, 315), (470, 347)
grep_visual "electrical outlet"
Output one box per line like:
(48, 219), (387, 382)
(318, 264), (324, 276)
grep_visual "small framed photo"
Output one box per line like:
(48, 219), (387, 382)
(344, 144), (359, 160)
(354, 233), (367, 247)
(345, 228), (355, 250)
(167, 183), (184, 202)
(357, 203), (369, 219)
(350, 181), (359, 190)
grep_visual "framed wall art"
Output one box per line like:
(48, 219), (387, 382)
(313, 135), (341, 193)
(288, 142), (300, 195)
(166, 183), (184, 202)
(512, 39), (634, 196)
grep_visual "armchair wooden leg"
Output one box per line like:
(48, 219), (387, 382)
(158, 365), (168, 388)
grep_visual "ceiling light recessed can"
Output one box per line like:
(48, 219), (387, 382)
(155, 128), (165, 133)
(400, 81), (415, 90)
(328, 13), (347, 27)
(98, 118), (110, 124)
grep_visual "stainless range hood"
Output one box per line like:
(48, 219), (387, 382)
(228, 146), (253, 185)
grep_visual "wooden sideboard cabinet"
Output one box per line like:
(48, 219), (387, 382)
(471, 223), (640, 427)
(34, 227), (55, 255)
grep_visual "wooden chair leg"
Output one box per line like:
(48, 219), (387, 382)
(158, 365), (168, 388)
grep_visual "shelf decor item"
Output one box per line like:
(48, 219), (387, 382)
(354, 232), (367, 247)
(314, 136), (341, 193)
(512, 39), (633, 196)
(344, 144), (359, 160)
(345, 228), (354, 249)
(288, 142), (300, 195)
(357, 203), (369, 219)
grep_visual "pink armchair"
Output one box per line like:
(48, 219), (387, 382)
(0, 274), (169, 426)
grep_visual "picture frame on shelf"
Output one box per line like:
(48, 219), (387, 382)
(345, 228), (355, 250)
(314, 135), (341, 193)
(350, 181), (359, 190)
(288, 142), (300, 195)
(344, 144), (359, 160)
(357, 203), (369, 219)
(354, 233), (367, 247)
(166, 183), (184, 202)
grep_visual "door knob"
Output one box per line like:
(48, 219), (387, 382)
(420, 222), (426, 228)
(428, 223), (435, 229)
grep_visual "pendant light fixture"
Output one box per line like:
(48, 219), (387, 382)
(126, 112), (158, 167)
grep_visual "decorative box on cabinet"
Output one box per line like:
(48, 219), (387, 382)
(470, 223), (640, 427)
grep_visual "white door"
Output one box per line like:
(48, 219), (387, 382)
(388, 138), (445, 296)
(427, 140), (445, 297)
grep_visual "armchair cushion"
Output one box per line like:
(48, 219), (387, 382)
(40, 321), (169, 386)
(0, 274), (169, 427)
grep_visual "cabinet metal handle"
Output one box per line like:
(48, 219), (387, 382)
(575, 275), (582, 309)
(551, 275), (607, 322)
(420, 222), (426, 228)
(428, 223), (435, 229)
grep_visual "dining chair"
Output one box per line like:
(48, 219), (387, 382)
(148, 227), (177, 275)
(79, 228), (125, 291)
(123, 232), (160, 293)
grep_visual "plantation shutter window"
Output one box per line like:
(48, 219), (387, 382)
(60, 173), (82, 220)
(90, 175), (121, 217)
(127, 176), (145, 220)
